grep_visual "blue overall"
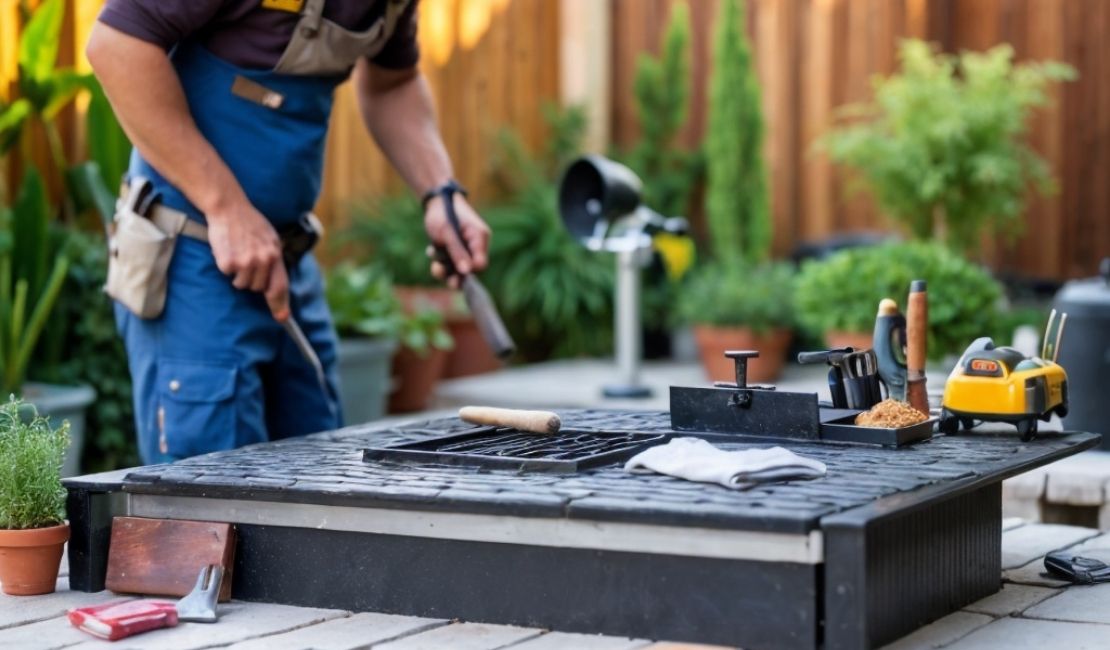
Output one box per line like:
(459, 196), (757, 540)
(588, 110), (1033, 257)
(117, 42), (345, 464)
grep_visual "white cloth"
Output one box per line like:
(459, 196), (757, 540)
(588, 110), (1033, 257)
(624, 437), (827, 490)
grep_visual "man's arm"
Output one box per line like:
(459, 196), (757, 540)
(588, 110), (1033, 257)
(86, 22), (290, 320)
(353, 60), (490, 277)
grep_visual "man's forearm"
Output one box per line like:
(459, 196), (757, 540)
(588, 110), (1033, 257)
(354, 60), (454, 195)
(86, 23), (248, 216)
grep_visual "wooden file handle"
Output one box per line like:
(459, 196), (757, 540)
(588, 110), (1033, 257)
(459, 407), (562, 435)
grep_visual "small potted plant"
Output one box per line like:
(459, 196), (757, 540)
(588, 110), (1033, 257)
(326, 263), (401, 425)
(678, 261), (796, 383)
(795, 241), (1003, 361)
(0, 397), (70, 595)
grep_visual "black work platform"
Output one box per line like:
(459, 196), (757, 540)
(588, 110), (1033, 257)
(64, 410), (1099, 649)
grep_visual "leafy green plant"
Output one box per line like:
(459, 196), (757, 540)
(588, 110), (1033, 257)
(677, 261), (795, 333)
(795, 241), (1003, 360)
(821, 40), (1075, 251)
(482, 104), (615, 360)
(0, 168), (69, 394)
(0, 397), (69, 530)
(326, 262), (405, 339)
(624, 1), (702, 219)
(704, 0), (770, 264)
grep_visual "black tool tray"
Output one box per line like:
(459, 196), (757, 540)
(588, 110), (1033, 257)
(363, 426), (668, 473)
(819, 410), (937, 446)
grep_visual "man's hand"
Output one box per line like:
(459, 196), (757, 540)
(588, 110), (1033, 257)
(425, 193), (491, 288)
(207, 202), (290, 322)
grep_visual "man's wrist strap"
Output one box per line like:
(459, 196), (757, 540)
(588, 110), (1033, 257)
(421, 179), (468, 209)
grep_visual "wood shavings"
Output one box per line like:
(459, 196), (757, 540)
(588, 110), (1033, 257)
(855, 399), (929, 428)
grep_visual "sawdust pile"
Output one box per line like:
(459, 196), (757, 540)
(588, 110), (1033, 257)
(855, 399), (929, 428)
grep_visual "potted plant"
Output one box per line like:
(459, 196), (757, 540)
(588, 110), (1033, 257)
(389, 306), (454, 413)
(821, 40), (1075, 252)
(326, 263), (401, 424)
(795, 241), (1003, 362)
(679, 0), (793, 381)
(678, 262), (795, 383)
(0, 397), (70, 595)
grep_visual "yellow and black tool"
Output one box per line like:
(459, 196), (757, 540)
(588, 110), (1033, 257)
(939, 309), (1069, 441)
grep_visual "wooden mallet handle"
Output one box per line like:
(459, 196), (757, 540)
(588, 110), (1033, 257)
(459, 407), (562, 435)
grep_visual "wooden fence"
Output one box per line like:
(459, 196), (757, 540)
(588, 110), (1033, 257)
(611, 0), (1110, 280)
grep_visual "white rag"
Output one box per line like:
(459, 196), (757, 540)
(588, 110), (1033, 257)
(624, 437), (827, 490)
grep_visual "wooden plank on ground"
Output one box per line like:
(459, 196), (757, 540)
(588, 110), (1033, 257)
(225, 612), (448, 650)
(511, 631), (650, 649)
(375, 621), (543, 650)
(66, 602), (347, 650)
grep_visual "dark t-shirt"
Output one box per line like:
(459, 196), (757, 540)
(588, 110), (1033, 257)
(98, 0), (419, 71)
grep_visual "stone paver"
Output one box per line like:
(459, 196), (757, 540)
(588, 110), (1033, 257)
(375, 622), (543, 650)
(225, 612), (448, 650)
(1023, 583), (1110, 625)
(963, 583), (1061, 617)
(879, 612), (993, 650)
(510, 632), (651, 649)
(0, 584), (126, 630)
(944, 617), (1110, 650)
(1000, 523), (1100, 569)
(68, 602), (347, 650)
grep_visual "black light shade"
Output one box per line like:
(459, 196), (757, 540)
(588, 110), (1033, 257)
(558, 155), (643, 241)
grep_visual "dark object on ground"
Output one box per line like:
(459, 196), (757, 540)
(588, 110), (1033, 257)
(1044, 550), (1110, 584)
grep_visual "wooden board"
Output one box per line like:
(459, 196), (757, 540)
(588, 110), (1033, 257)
(105, 517), (235, 601)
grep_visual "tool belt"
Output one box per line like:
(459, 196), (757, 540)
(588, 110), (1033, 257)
(106, 178), (321, 319)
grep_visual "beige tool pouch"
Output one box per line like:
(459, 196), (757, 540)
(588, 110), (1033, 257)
(105, 181), (183, 319)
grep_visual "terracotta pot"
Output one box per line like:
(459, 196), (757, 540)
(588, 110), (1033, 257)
(389, 346), (450, 413)
(443, 318), (503, 379)
(0, 522), (69, 595)
(693, 325), (793, 384)
(825, 330), (874, 352)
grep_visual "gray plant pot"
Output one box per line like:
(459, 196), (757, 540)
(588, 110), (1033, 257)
(337, 337), (398, 426)
(21, 382), (97, 478)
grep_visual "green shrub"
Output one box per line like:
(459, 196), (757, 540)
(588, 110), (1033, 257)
(677, 261), (795, 334)
(482, 104), (615, 360)
(704, 0), (770, 264)
(795, 242), (1003, 359)
(821, 40), (1075, 251)
(0, 398), (68, 530)
(482, 183), (614, 360)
